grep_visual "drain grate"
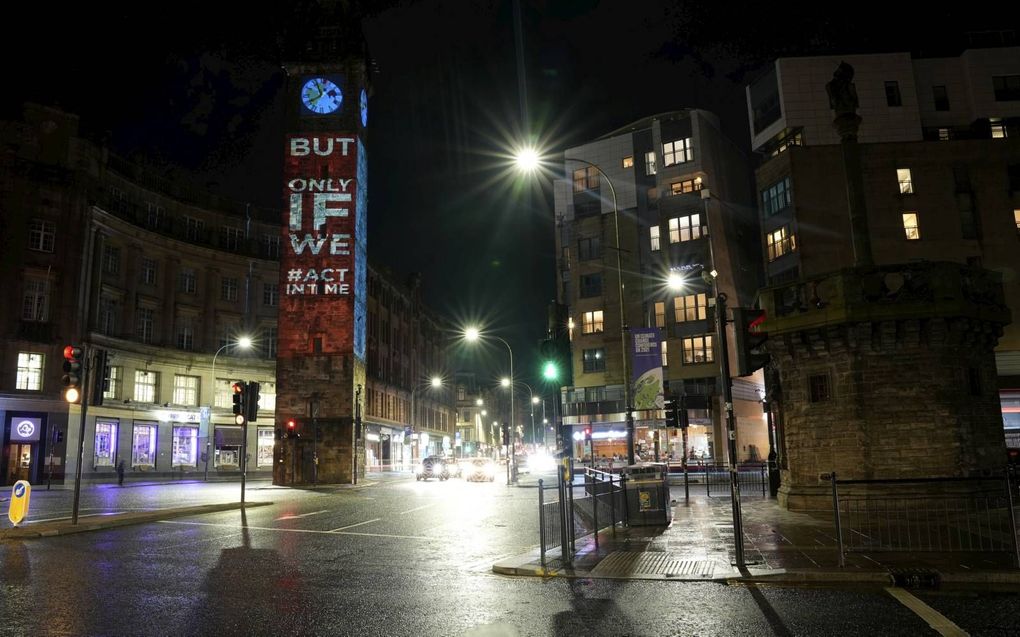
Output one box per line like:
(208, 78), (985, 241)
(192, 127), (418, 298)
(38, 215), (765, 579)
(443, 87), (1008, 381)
(590, 551), (718, 579)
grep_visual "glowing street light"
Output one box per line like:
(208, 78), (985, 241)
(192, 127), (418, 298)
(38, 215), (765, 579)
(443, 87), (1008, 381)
(463, 326), (515, 484)
(667, 270), (686, 291)
(464, 326), (480, 342)
(514, 147), (540, 173)
(431, 376), (442, 388)
(476, 398), (484, 406)
(532, 396), (540, 405)
(500, 377), (511, 388)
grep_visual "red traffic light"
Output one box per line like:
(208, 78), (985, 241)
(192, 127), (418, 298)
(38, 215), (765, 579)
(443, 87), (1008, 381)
(287, 419), (296, 429)
(232, 382), (245, 394)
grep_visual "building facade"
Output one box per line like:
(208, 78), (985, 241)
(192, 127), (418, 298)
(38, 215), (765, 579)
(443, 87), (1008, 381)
(746, 47), (1020, 446)
(0, 103), (454, 485)
(552, 110), (766, 465)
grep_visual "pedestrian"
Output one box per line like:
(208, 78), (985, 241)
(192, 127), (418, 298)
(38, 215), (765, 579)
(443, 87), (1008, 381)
(116, 459), (125, 486)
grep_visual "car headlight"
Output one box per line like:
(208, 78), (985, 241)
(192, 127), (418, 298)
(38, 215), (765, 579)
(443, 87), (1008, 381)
(436, 463), (444, 471)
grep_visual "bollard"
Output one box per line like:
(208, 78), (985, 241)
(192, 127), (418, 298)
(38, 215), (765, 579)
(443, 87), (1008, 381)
(538, 478), (546, 567)
(592, 473), (600, 550)
(610, 474), (618, 538)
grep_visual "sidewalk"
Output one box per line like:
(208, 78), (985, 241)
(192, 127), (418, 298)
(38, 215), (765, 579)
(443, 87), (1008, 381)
(493, 492), (1020, 587)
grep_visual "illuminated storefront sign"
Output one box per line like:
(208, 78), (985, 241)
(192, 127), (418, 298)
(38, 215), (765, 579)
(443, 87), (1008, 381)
(11, 417), (42, 442)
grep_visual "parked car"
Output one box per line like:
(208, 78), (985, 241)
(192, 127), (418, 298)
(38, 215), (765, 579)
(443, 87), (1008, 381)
(464, 457), (497, 482)
(415, 456), (450, 481)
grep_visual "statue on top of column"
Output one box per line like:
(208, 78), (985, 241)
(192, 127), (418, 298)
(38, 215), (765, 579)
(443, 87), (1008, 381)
(826, 61), (859, 117)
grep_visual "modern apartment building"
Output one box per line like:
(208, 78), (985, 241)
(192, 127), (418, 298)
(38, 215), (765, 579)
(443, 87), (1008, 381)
(746, 47), (1020, 439)
(552, 110), (765, 464)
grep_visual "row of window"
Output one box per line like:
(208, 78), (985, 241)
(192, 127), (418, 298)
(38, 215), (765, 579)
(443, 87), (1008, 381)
(881, 75), (1019, 110)
(649, 213), (708, 251)
(580, 335), (714, 373)
(15, 352), (277, 407)
(92, 420), (276, 470)
(572, 137), (696, 193)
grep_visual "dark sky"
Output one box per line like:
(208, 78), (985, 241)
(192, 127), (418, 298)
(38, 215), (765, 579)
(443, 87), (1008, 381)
(3, 1), (1016, 390)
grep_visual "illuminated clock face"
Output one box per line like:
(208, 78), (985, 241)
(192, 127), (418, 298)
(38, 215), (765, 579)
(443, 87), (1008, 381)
(360, 88), (368, 127)
(301, 78), (343, 114)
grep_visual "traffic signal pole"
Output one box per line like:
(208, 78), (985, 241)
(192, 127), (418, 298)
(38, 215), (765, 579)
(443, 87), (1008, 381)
(715, 293), (745, 567)
(70, 348), (92, 526)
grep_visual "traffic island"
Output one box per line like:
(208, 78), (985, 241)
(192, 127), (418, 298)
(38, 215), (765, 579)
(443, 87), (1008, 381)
(0, 501), (272, 540)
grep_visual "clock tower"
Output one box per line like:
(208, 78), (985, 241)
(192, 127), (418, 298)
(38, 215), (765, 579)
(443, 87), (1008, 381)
(274, 35), (370, 485)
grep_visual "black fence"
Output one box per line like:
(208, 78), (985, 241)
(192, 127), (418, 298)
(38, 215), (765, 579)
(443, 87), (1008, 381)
(829, 472), (1020, 567)
(537, 469), (627, 566)
(665, 462), (769, 500)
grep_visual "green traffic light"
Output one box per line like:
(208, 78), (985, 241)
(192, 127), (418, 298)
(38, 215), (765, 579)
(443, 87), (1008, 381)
(542, 361), (558, 381)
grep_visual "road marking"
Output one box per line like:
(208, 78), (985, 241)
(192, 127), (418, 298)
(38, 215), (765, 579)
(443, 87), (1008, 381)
(327, 518), (381, 532)
(885, 587), (969, 637)
(276, 510), (329, 520)
(398, 504), (432, 515)
(158, 518), (424, 540)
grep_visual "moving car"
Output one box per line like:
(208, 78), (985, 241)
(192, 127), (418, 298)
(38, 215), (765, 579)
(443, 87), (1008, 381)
(445, 457), (462, 478)
(464, 457), (497, 482)
(416, 456), (450, 481)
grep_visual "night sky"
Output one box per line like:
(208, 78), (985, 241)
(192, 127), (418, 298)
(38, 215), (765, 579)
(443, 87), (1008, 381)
(2, 1), (1014, 391)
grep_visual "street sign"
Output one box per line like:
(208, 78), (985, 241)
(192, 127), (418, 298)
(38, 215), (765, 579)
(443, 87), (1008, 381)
(11, 417), (41, 442)
(8, 480), (32, 526)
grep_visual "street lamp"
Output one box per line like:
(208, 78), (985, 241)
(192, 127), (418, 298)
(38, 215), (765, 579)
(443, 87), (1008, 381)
(208, 335), (253, 481)
(515, 149), (635, 465)
(410, 376), (443, 466)
(464, 326), (515, 484)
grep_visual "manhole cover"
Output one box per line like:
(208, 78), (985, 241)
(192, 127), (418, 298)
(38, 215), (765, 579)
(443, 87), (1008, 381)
(590, 552), (718, 579)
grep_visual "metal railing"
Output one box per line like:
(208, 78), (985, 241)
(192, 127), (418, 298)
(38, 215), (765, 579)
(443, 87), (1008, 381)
(665, 462), (768, 500)
(537, 468), (627, 566)
(829, 472), (1020, 567)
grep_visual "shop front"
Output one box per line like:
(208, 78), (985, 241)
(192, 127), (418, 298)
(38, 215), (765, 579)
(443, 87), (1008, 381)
(364, 425), (404, 471)
(3, 413), (46, 485)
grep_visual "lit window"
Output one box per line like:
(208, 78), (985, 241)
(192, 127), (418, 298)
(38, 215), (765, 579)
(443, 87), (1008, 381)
(761, 177), (792, 217)
(172, 427), (198, 466)
(902, 213), (920, 240)
(663, 138), (694, 166)
(674, 293), (708, 322)
(582, 310), (604, 334)
(654, 302), (665, 328)
(21, 278), (49, 322)
(622, 156), (634, 169)
(668, 214), (707, 243)
(649, 226), (660, 251)
(897, 168), (913, 194)
(682, 335), (714, 364)
(644, 151), (656, 175)
(766, 225), (797, 262)
(991, 119), (1007, 139)
(173, 374), (200, 406)
(670, 178), (702, 195)
(938, 128), (950, 141)
(582, 348), (606, 373)
(94, 421), (118, 467)
(661, 340), (668, 367)
(572, 166), (599, 193)
(132, 423), (158, 467)
(1014, 209), (1020, 234)
(134, 370), (158, 403)
(16, 352), (44, 390)
(28, 219), (56, 252)
(103, 366), (122, 400)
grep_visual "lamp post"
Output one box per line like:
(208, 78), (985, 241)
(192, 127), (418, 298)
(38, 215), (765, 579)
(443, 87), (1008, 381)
(208, 335), (253, 481)
(516, 151), (634, 465)
(465, 327), (515, 484)
(409, 376), (442, 467)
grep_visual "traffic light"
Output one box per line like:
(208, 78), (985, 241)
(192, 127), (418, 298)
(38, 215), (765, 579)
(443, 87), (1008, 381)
(733, 308), (769, 377)
(62, 345), (84, 403)
(232, 382), (246, 425)
(541, 360), (559, 381)
(583, 427), (592, 442)
(664, 399), (679, 427)
(286, 418), (299, 439)
(502, 422), (510, 446)
(245, 381), (260, 423)
(92, 349), (110, 406)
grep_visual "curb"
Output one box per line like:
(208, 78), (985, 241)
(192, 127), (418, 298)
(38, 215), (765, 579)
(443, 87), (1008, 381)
(1, 501), (272, 540)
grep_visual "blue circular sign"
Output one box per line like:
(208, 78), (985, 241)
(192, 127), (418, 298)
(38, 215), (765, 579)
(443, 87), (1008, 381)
(14, 483), (26, 497)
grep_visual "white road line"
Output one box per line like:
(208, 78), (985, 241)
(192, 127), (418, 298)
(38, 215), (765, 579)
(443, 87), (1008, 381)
(276, 510), (329, 521)
(327, 518), (382, 532)
(885, 587), (969, 637)
(334, 531), (430, 540)
(398, 504), (432, 515)
(158, 519), (428, 540)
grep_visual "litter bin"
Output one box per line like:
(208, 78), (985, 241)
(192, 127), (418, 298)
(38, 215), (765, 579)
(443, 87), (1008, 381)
(621, 462), (672, 526)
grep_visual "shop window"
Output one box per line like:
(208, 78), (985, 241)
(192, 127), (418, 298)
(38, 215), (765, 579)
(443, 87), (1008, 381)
(95, 421), (118, 467)
(257, 428), (275, 467)
(172, 427), (198, 466)
(132, 423), (158, 467)
(215, 426), (243, 467)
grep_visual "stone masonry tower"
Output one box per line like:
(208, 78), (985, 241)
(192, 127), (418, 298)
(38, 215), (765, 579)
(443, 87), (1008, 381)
(273, 17), (370, 485)
(761, 62), (1012, 510)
